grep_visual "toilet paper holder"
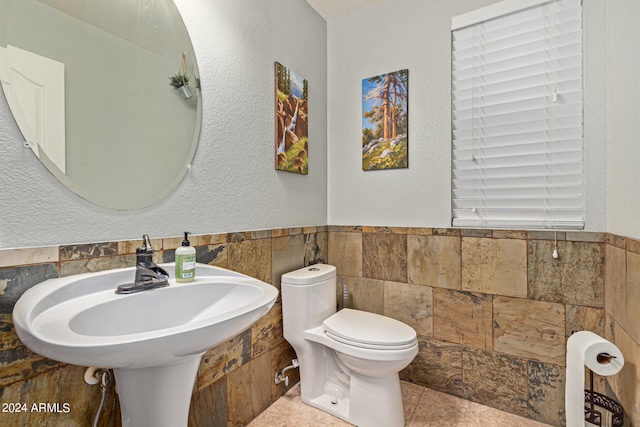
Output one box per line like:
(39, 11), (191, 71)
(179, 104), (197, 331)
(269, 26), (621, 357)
(584, 363), (624, 427)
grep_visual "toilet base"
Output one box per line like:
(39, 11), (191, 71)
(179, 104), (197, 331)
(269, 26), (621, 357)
(302, 372), (405, 427)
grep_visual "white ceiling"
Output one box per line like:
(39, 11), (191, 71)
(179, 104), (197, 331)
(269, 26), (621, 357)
(305, 0), (381, 20)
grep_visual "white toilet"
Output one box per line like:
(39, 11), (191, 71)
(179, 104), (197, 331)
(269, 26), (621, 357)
(281, 264), (418, 427)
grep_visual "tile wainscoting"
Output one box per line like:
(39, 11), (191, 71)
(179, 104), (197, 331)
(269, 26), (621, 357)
(328, 226), (639, 427)
(604, 234), (640, 425)
(0, 226), (638, 426)
(0, 227), (326, 427)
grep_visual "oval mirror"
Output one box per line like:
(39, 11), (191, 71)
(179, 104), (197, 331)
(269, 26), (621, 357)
(0, 0), (201, 209)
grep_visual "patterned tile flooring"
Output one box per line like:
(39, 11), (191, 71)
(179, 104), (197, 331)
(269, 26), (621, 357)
(248, 381), (554, 427)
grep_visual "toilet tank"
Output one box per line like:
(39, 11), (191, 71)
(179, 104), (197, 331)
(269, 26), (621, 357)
(281, 264), (336, 334)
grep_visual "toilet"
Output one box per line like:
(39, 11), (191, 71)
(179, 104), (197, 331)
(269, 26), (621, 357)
(281, 264), (418, 427)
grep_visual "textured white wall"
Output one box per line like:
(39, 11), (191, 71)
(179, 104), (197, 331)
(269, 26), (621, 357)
(1, 0), (625, 248)
(0, 0), (327, 248)
(607, 0), (640, 240)
(327, 0), (608, 232)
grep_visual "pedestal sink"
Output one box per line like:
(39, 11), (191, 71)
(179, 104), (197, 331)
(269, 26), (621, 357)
(12, 263), (278, 427)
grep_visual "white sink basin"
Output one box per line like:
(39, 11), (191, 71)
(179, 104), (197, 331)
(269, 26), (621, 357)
(13, 263), (278, 427)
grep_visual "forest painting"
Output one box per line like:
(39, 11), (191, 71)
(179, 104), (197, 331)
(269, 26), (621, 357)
(362, 69), (408, 170)
(275, 62), (308, 174)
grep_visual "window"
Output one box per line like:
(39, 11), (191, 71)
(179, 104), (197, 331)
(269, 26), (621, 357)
(451, 0), (584, 229)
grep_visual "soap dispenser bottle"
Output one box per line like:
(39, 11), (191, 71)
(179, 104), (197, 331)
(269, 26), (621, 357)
(175, 232), (196, 282)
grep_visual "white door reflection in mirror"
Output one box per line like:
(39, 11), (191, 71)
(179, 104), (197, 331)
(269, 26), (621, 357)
(0, 0), (201, 210)
(1, 45), (65, 173)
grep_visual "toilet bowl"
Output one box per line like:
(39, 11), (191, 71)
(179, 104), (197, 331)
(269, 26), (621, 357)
(281, 264), (418, 427)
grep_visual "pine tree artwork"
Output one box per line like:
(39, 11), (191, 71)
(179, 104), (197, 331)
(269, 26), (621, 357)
(362, 69), (409, 170)
(275, 62), (308, 175)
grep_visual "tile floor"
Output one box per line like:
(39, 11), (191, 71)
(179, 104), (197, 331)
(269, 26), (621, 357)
(248, 381), (554, 427)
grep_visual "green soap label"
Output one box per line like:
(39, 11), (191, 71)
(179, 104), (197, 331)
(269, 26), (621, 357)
(176, 254), (196, 279)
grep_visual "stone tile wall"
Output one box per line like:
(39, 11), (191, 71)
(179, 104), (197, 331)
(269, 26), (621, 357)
(0, 227), (327, 427)
(1, 225), (638, 427)
(327, 226), (636, 427)
(604, 234), (640, 426)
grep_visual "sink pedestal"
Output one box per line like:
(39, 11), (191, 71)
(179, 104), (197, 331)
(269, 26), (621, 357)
(114, 354), (202, 427)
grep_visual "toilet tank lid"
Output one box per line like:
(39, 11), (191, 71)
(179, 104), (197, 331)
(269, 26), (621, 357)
(281, 264), (336, 285)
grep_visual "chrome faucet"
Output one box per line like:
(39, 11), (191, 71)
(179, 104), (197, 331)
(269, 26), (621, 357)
(115, 235), (169, 294)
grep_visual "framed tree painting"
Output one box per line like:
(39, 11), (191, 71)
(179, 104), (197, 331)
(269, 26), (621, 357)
(362, 69), (408, 170)
(275, 62), (308, 175)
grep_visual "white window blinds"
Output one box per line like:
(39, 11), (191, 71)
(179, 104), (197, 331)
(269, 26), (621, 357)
(451, 0), (584, 230)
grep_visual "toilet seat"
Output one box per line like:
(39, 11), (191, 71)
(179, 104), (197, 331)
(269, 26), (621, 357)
(323, 309), (417, 350)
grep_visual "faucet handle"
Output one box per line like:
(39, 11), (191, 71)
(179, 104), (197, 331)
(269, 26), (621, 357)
(140, 234), (154, 253)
